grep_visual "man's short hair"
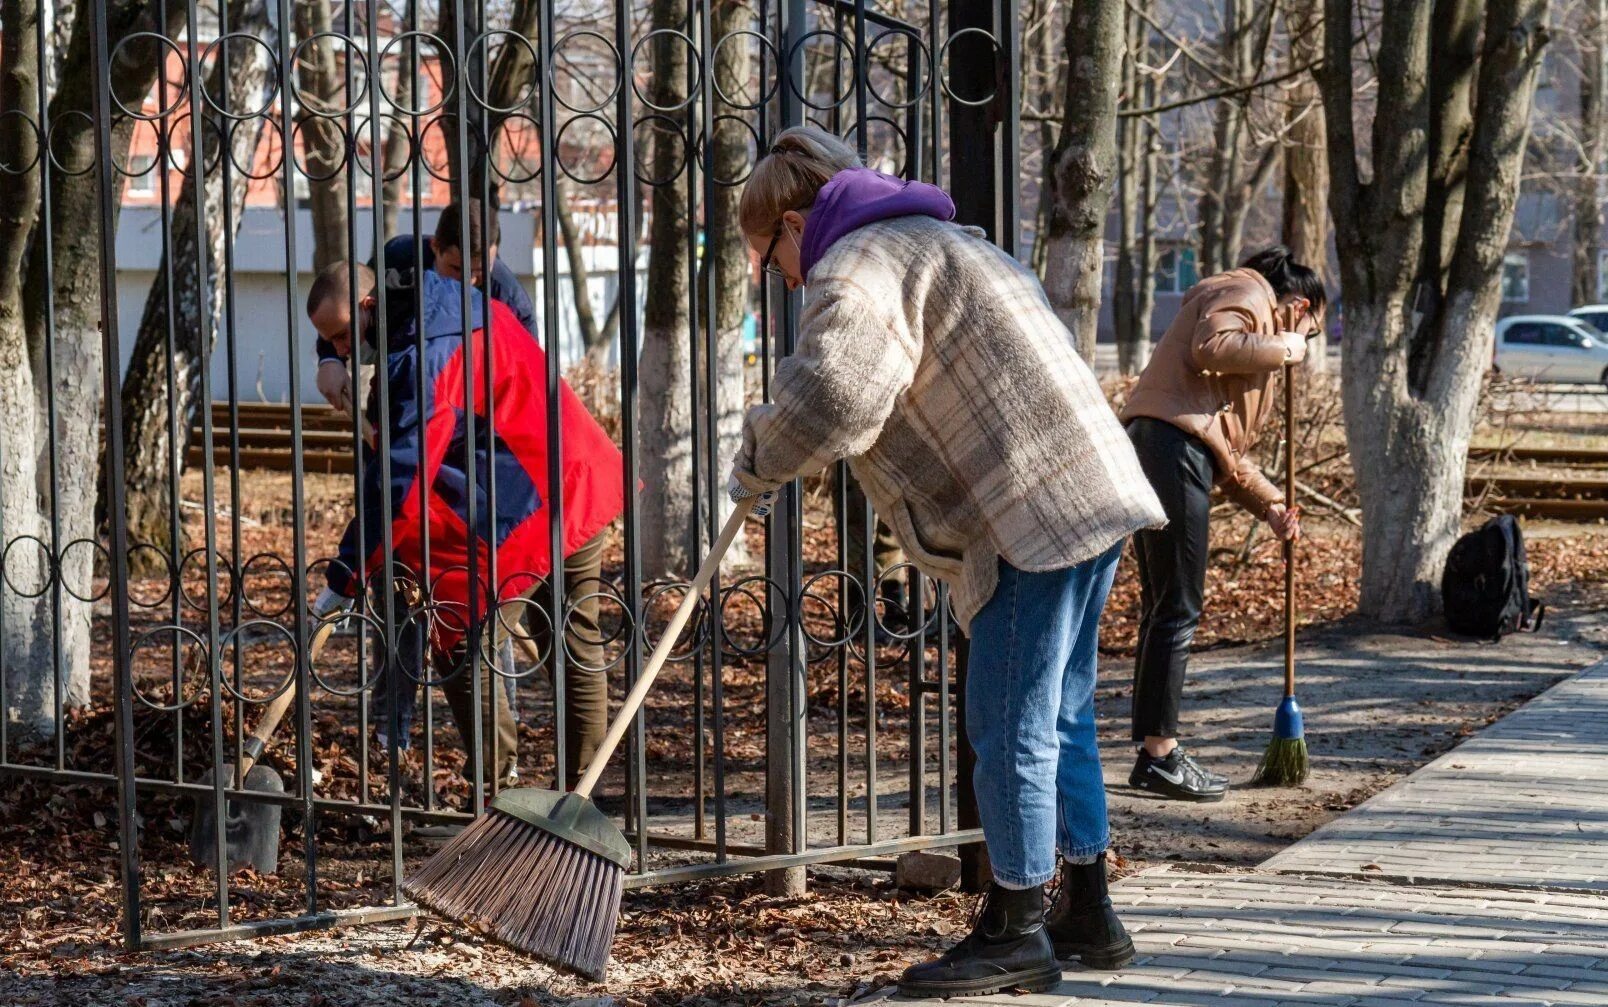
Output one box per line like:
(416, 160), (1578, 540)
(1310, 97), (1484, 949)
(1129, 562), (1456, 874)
(305, 261), (377, 318)
(433, 197), (501, 258)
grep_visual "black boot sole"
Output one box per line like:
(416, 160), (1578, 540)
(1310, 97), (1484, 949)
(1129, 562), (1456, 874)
(1127, 774), (1227, 802)
(896, 962), (1062, 1000)
(1054, 935), (1136, 970)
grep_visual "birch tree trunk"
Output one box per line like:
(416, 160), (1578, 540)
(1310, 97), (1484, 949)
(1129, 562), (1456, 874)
(1041, 0), (1124, 363)
(294, 0), (349, 271)
(637, 0), (695, 579)
(7, 0), (177, 737)
(1323, 0), (1550, 622)
(118, 0), (275, 565)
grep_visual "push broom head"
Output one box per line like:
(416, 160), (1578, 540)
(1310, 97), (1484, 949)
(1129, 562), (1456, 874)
(402, 788), (632, 980)
(1252, 695), (1309, 787)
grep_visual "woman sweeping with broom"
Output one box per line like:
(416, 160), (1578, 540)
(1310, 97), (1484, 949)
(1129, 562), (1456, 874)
(1120, 246), (1325, 800)
(726, 127), (1166, 998)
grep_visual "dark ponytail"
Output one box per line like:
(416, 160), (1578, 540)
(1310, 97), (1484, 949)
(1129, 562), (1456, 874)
(1241, 244), (1326, 312)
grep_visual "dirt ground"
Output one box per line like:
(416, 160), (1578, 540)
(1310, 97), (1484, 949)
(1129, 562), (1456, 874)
(5, 575), (1604, 1007)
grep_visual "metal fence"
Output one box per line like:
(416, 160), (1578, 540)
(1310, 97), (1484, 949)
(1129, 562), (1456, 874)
(0, 0), (1019, 951)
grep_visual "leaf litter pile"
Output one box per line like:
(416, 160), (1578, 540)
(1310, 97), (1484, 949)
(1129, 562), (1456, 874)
(5, 376), (1608, 1005)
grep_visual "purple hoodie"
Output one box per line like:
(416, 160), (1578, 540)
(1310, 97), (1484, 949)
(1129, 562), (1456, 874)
(799, 167), (957, 279)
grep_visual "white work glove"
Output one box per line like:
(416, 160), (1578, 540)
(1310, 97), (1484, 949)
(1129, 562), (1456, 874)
(1279, 332), (1309, 365)
(311, 586), (355, 619)
(316, 359), (354, 415)
(727, 472), (779, 518)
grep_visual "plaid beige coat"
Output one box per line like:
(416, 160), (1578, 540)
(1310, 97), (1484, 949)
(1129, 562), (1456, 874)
(731, 215), (1166, 633)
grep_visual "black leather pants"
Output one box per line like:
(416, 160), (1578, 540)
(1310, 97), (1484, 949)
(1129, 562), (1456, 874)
(1125, 417), (1215, 742)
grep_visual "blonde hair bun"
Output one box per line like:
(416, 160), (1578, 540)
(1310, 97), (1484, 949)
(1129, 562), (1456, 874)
(739, 125), (861, 235)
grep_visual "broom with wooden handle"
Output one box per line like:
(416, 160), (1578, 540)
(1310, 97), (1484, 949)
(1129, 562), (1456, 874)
(1252, 362), (1309, 786)
(402, 496), (757, 979)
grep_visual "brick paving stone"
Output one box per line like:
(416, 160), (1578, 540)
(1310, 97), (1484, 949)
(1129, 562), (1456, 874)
(868, 662), (1608, 1007)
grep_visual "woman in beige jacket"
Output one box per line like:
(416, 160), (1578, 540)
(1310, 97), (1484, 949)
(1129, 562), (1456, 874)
(728, 126), (1166, 998)
(1120, 246), (1325, 800)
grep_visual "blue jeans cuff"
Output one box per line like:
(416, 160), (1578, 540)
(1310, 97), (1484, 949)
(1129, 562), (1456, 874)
(1059, 836), (1109, 861)
(990, 865), (1058, 889)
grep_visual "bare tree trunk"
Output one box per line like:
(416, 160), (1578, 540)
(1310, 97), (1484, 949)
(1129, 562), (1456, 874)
(1134, 64), (1160, 362)
(1114, 8), (1139, 372)
(1323, 0), (1550, 623)
(8, 0), (177, 737)
(700, 0), (752, 563)
(1041, 0), (1125, 363)
(1573, 0), (1606, 305)
(0, 0), (46, 735)
(1282, 0), (1329, 371)
(117, 0), (275, 564)
(294, 0), (349, 270)
(379, 66), (413, 238)
(556, 178), (608, 364)
(637, 0), (695, 579)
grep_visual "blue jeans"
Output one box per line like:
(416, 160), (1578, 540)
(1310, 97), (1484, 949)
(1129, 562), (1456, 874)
(965, 541), (1122, 888)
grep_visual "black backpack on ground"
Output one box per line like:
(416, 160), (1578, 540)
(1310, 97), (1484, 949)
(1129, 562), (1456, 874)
(1441, 515), (1545, 641)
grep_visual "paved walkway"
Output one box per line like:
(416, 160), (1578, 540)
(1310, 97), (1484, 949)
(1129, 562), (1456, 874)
(875, 659), (1608, 1006)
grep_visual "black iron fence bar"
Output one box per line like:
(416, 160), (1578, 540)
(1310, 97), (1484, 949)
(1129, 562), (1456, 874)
(627, 829), (985, 889)
(138, 904), (421, 953)
(88, 0), (142, 953)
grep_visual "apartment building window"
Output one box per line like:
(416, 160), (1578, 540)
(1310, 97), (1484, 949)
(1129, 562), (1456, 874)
(1155, 247), (1198, 295)
(1501, 251), (1529, 304)
(126, 154), (157, 196)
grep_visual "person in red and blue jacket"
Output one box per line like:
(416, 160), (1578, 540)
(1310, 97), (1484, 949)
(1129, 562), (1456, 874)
(306, 258), (623, 791)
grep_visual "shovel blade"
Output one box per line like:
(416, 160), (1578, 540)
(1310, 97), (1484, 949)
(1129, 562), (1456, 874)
(188, 763), (285, 874)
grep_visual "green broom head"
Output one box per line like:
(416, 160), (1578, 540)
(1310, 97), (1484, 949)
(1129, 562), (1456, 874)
(1253, 696), (1309, 786)
(402, 789), (631, 980)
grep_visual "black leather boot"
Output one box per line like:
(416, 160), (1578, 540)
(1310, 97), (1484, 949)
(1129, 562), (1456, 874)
(898, 883), (1062, 999)
(1045, 854), (1136, 969)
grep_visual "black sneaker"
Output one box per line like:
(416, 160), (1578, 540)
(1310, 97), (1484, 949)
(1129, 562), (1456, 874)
(898, 883), (1063, 998)
(1128, 747), (1227, 802)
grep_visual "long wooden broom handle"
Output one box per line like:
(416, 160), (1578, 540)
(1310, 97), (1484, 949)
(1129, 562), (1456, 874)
(1283, 363), (1297, 700)
(238, 618), (339, 780)
(574, 496), (756, 799)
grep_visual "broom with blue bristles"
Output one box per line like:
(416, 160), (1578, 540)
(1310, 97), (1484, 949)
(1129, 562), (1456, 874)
(1253, 362), (1308, 786)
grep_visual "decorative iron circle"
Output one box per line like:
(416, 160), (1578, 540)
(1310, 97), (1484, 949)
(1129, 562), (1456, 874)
(559, 576), (633, 674)
(161, 112), (227, 179)
(58, 538), (112, 604)
(787, 30), (857, 111)
(719, 574), (789, 657)
(485, 599), (554, 681)
(289, 32), (370, 118)
(489, 112), (542, 184)
(215, 619), (298, 704)
(379, 31), (455, 116)
(462, 28), (539, 114)
(351, 114), (416, 182)
(633, 114), (689, 187)
(306, 608), (390, 698)
(417, 114), (487, 183)
(290, 116), (352, 182)
(871, 561), (939, 640)
(550, 30), (624, 115)
(842, 115), (911, 179)
(491, 594), (552, 674)
(865, 28), (934, 109)
(938, 28), (1001, 107)
(555, 113), (617, 185)
(711, 30), (780, 111)
(229, 114), (285, 181)
(128, 624), (209, 712)
(46, 111), (97, 176)
(110, 32), (190, 121)
(396, 601), (470, 688)
(1, 535), (54, 600)
(198, 32), (282, 120)
(179, 546), (237, 613)
(125, 543), (176, 609)
(642, 580), (712, 662)
(798, 568), (867, 650)
(694, 114), (761, 187)
(632, 30), (702, 113)
(0, 111), (43, 175)
(240, 551), (294, 619)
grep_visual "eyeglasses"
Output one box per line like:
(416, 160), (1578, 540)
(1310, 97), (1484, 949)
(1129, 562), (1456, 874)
(760, 228), (785, 279)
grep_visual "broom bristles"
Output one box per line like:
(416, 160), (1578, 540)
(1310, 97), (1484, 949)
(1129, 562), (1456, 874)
(1252, 736), (1309, 787)
(402, 808), (624, 980)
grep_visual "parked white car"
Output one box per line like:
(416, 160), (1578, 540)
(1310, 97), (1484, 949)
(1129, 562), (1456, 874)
(1569, 304), (1608, 335)
(1493, 315), (1608, 389)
